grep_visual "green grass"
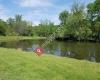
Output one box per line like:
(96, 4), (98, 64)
(0, 48), (100, 80)
(0, 36), (46, 42)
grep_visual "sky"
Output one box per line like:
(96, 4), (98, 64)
(0, 0), (94, 25)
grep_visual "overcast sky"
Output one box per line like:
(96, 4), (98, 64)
(0, 0), (94, 25)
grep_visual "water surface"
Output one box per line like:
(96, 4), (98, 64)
(0, 39), (100, 62)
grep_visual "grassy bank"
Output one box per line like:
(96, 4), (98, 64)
(0, 36), (46, 42)
(0, 48), (100, 80)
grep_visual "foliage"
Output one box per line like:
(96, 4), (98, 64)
(59, 10), (69, 25)
(87, 0), (100, 41)
(57, 0), (99, 41)
(6, 15), (34, 36)
(0, 19), (8, 36)
(34, 20), (56, 37)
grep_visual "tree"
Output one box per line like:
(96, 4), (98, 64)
(15, 15), (22, 23)
(94, 0), (100, 21)
(33, 20), (56, 37)
(7, 18), (15, 27)
(59, 10), (69, 25)
(58, 1), (93, 41)
(94, 21), (100, 40)
(67, 1), (86, 40)
(87, 0), (100, 24)
(22, 21), (34, 36)
(87, 2), (96, 31)
(7, 18), (17, 35)
(7, 14), (35, 36)
(0, 19), (7, 36)
(14, 14), (23, 35)
(87, 0), (100, 40)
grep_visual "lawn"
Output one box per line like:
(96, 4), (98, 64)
(0, 36), (46, 42)
(0, 48), (100, 80)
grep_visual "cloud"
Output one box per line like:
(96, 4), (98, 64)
(23, 9), (60, 25)
(0, 4), (9, 20)
(16, 0), (53, 8)
(0, 4), (5, 13)
(13, 0), (71, 25)
(0, 0), (94, 26)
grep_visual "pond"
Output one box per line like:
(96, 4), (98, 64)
(0, 39), (100, 62)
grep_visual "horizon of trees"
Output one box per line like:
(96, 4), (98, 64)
(0, 0), (100, 41)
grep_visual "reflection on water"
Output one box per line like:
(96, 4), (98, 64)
(0, 39), (100, 62)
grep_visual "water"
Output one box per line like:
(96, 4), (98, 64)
(0, 39), (100, 62)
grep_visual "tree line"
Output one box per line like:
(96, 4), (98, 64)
(0, 15), (33, 36)
(0, 0), (100, 41)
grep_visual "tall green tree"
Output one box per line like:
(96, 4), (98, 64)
(0, 19), (8, 36)
(67, 1), (86, 40)
(7, 18), (17, 35)
(59, 10), (69, 25)
(14, 14), (23, 35)
(87, 0), (100, 40)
